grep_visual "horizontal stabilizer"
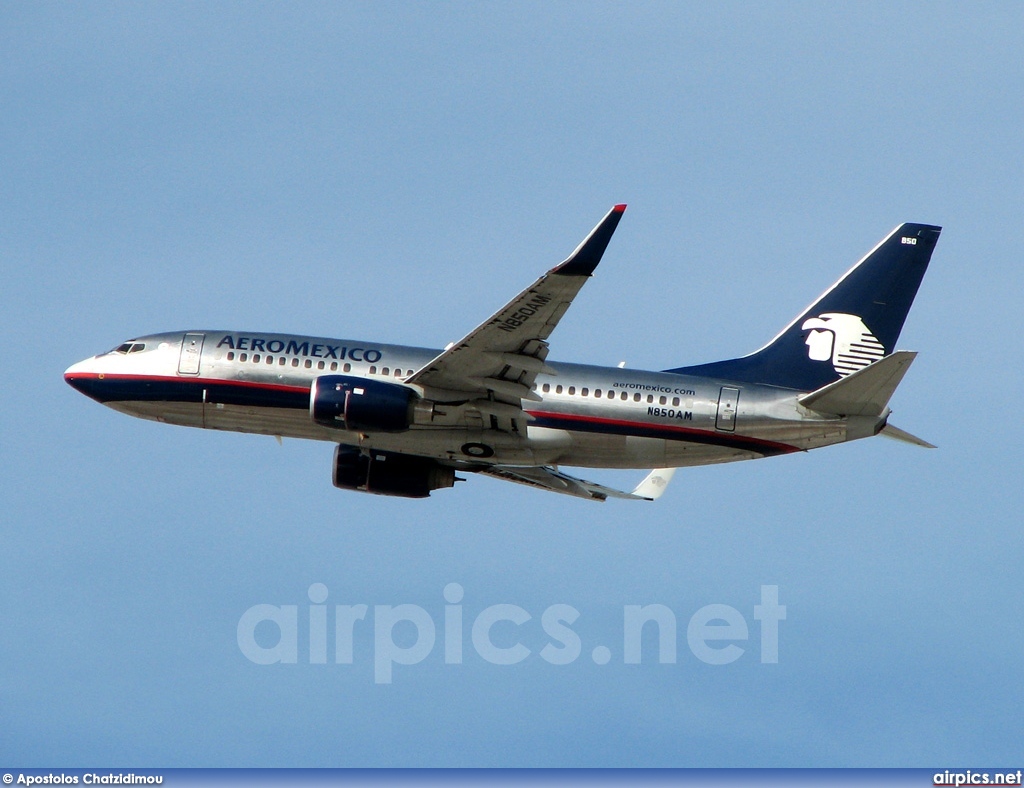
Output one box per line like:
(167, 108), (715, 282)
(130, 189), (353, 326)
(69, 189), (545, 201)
(798, 351), (917, 417)
(880, 423), (936, 449)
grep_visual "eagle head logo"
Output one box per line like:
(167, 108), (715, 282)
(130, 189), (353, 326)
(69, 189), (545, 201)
(801, 313), (884, 377)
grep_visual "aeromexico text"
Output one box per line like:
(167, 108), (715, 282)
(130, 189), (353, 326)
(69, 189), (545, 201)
(216, 335), (383, 363)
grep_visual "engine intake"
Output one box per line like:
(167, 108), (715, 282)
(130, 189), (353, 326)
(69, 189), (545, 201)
(311, 375), (416, 433)
(332, 446), (457, 498)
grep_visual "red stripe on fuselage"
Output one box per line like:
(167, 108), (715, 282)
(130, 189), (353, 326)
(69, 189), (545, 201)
(63, 372), (309, 394)
(66, 373), (801, 455)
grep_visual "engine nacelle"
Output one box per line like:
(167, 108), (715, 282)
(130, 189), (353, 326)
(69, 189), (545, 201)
(332, 446), (457, 498)
(311, 375), (416, 433)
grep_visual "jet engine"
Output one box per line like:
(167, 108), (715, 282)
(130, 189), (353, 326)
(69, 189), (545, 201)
(311, 375), (417, 432)
(332, 446), (457, 498)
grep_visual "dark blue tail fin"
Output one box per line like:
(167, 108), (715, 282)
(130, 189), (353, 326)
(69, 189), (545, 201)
(665, 223), (941, 391)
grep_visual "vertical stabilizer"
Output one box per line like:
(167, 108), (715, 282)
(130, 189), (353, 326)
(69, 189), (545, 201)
(665, 223), (941, 391)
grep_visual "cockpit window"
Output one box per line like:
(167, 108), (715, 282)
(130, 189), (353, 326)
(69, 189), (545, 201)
(109, 341), (147, 354)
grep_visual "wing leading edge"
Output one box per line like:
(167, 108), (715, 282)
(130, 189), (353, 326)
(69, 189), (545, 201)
(401, 205), (674, 502)
(405, 205), (627, 433)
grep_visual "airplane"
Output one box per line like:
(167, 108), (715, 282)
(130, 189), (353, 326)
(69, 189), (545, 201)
(64, 206), (941, 501)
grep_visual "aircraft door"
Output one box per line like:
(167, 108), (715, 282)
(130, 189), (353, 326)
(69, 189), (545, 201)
(716, 386), (740, 432)
(178, 333), (205, 375)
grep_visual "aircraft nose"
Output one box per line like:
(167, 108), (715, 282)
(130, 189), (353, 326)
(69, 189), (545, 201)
(64, 357), (100, 398)
(65, 359), (85, 387)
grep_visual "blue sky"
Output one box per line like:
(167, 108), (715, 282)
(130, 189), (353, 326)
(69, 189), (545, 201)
(3, 2), (1023, 767)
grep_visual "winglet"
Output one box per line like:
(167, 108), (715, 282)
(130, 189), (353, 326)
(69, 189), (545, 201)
(631, 467), (676, 501)
(554, 204), (627, 277)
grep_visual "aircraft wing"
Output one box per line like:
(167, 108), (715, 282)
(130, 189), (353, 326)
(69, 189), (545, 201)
(479, 465), (675, 502)
(405, 205), (626, 433)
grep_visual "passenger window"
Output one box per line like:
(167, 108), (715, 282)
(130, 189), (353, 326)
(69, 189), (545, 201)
(542, 384), (550, 393)
(317, 361), (325, 370)
(634, 393), (641, 402)
(252, 354), (260, 363)
(382, 367), (390, 376)
(331, 362), (338, 371)
(581, 387), (589, 396)
(279, 357), (286, 366)
(240, 353), (248, 362)
(672, 397), (680, 407)
(595, 389), (601, 397)
(647, 395), (653, 403)
(304, 359), (312, 369)
(266, 356), (273, 364)
(568, 386), (576, 395)
(292, 358), (299, 367)
(620, 392), (628, 401)
(607, 390), (615, 399)
(227, 352), (235, 361)
(369, 366), (377, 375)
(555, 385), (563, 394)
(659, 396), (667, 405)
(395, 369), (402, 377)
(343, 363), (351, 373)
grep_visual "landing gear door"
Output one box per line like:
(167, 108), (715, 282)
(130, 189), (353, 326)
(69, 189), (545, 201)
(716, 386), (740, 432)
(178, 333), (205, 375)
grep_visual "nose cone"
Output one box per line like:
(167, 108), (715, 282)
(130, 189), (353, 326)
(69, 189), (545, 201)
(65, 358), (87, 385)
(64, 357), (103, 400)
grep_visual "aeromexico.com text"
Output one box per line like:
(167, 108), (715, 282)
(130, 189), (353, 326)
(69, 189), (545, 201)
(237, 584), (786, 684)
